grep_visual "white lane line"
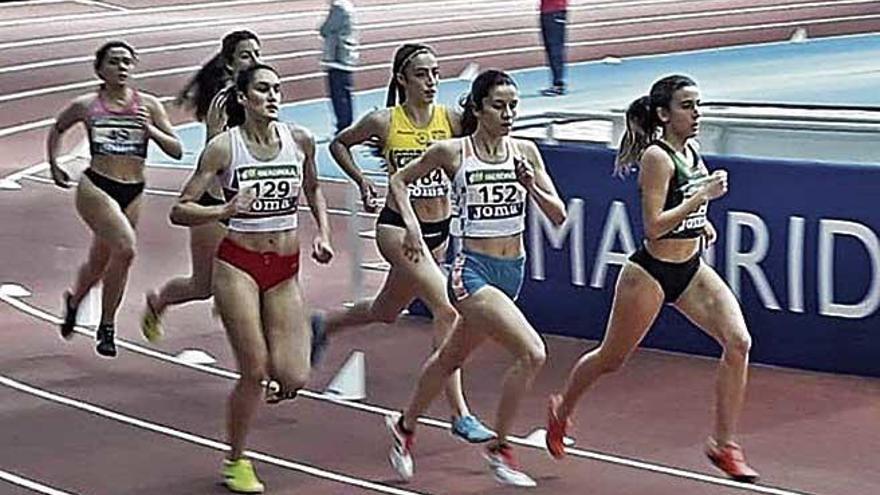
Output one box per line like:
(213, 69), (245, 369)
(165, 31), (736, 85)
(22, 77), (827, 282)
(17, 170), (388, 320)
(0, 0), (668, 74)
(74, 0), (129, 11)
(0, 117), (56, 138)
(0, 374), (429, 495)
(0, 0), (289, 26)
(0, 469), (78, 495)
(1, 13), (875, 141)
(0, 0), (71, 6)
(568, 12), (880, 49)
(0, 1), (532, 51)
(0, 289), (814, 495)
(0, 0), (871, 102)
(0, 0), (529, 29)
(0, 12), (873, 143)
(0, 44), (320, 103)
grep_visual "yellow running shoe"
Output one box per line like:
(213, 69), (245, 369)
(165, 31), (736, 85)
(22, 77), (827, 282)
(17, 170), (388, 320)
(140, 295), (163, 343)
(222, 458), (265, 493)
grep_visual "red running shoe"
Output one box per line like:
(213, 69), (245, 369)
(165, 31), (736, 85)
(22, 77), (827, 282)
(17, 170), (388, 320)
(706, 440), (760, 483)
(545, 394), (571, 460)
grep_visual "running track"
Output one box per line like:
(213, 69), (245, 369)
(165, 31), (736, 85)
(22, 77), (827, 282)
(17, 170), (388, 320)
(1, 1), (879, 494)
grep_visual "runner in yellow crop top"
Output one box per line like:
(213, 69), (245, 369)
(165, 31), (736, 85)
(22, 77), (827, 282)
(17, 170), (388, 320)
(314, 43), (494, 443)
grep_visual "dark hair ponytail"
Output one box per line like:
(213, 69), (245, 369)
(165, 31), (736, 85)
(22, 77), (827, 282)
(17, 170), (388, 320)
(225, 63), (279, 127)
(385, 43), (436, 107)
(614, 96), (651, 176)
(614, 74), (697, 175)
(178, 30), (260, 121)
(458, 69), (517, 136)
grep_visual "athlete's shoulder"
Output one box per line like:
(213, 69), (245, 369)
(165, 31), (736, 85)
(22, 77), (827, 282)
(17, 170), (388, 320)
(429, 136), (463, 159)
(285, 122), (315, 148)
(71, 92), (98, 110)
(136, 91), (163, 108)
(511, 137), (539, 155)
(642, 143), (673, 164)
(639, 145), (675, 179)
(205, 129), (233, 154)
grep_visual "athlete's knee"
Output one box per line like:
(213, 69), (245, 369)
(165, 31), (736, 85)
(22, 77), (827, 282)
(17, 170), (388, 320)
(724, 329), (752, 360)
(432, 305), (459, 333)
(109, 241), (136, 265)
(430, 347), (462, 374)
(519, 342), (547, 373)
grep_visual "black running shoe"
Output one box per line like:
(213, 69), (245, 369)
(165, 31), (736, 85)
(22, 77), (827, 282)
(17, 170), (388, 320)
(60, 291), (78, 340)
(95, 324), (117, 358)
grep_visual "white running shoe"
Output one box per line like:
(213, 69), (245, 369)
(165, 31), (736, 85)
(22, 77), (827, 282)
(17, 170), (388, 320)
(484, 444), (537, 488)
(385, 414), (414, 481)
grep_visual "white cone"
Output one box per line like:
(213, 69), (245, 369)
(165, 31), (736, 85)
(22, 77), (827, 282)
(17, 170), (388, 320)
(77, 284), (102, 327)
(0, 283), (31, 298)
(325, 350), (366, 401)
(175, 349), (217, 365)
(0, 179), (21, 190)
(458, 62), (480, 81)
(521, 428), (575, 448)
(790, 27), (808, 43)
(601, 56), (622, 65)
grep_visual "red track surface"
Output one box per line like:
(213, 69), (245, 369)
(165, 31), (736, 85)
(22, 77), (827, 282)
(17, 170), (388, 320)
(1, 1), (879, 494)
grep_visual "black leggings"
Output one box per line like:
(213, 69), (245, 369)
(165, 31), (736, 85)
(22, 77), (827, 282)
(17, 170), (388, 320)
(376, 206), (451, 251)
(84, 168), (144, 211)
(629, 245), (701, 303)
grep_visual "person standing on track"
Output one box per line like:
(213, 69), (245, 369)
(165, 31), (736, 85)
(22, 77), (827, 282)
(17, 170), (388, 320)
(49, 40), (182, 357)
(320, 0), (358, 133)
(544, 75), (760, 483)
(539, 0), (568, 96)
(384, 69), (567, 487)
(141, 30), (261, 343)
(170, 63), (333, 493)
(313, 43), (494, 443)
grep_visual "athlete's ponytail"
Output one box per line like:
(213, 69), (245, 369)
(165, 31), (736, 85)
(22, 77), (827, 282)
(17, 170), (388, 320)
(614, 96), (651, 176)
(614, 74), (697, 176)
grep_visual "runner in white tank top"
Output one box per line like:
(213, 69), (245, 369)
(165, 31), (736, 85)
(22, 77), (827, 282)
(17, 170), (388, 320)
(382, 70), (567, 488)
(315, 43), (494, 444)
(169, 65), (333, 494)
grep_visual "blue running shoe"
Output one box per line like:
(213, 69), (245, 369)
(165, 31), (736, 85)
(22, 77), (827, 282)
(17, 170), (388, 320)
(451, 415), (495, 443)
(310, 313), (328, 367)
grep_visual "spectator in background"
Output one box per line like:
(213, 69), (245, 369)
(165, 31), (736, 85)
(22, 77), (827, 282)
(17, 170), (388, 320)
(321, 0), (359, 133)
(540, 0), (567, 96)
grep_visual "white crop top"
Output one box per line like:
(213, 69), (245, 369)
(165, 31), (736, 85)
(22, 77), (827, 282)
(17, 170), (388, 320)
(221, 124), (304, 233)
(451, 137), (527, 238)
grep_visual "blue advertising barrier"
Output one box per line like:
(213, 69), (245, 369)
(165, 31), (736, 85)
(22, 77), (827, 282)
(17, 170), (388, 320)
(520, 142), (880, 377)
